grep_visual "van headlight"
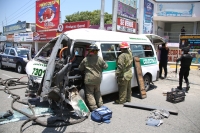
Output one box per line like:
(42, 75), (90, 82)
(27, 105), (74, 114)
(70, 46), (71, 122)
(23, 58), (29, 63)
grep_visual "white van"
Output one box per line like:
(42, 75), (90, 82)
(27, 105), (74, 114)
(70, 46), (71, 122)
(26, 28), (159, 99)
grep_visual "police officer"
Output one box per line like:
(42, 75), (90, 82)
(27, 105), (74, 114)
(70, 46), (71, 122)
(115, 41), (133, 104)
(78, 43), (108, 111)
(176, 47), (193, 92)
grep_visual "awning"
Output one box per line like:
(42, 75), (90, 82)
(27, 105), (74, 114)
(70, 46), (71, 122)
(153, 16), (200, 22)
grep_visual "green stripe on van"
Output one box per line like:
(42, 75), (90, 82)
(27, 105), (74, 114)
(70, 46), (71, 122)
(103, 57), (157, 72)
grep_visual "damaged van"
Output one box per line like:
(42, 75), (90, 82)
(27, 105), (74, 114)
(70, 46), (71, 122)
(26, 28), (159, 104)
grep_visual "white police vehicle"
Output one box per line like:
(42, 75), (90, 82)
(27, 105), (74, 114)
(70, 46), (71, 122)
(0, 47), (29, 73)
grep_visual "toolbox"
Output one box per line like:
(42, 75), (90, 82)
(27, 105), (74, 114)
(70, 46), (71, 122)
(167, 90), (186, 103)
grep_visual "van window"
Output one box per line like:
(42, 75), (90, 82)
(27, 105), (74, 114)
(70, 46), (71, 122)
(101, 44), (120, 61)
(130, 44), (154, 58)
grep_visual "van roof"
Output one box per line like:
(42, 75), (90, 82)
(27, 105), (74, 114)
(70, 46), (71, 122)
(63, 28), (151, 43)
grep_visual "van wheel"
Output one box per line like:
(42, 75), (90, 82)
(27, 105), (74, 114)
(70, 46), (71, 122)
(144, 75), (150, 91)
(79, 88), (85, 101)
(16, 63), (23, 74)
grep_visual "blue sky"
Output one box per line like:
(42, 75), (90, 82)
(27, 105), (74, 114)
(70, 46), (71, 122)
(0, 0), (113, 32)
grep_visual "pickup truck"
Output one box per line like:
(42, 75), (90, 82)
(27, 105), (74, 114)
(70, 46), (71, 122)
(0, 47), (30, 73)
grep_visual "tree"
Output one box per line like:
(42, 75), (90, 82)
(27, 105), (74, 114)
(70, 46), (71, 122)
(64, 10), (112, 25)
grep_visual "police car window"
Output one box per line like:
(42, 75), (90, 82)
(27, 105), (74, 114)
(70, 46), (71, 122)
(101, 44), (119, 61)
(17, 49), (29, 56)
(9, 49), (15, 55)
(4, 49), (9, 54)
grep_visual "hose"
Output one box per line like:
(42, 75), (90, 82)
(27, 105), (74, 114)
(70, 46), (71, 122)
(0, 77), (89, 133)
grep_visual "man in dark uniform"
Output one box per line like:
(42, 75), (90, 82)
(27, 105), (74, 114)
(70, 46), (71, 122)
(115, 41), (133, 104)
(159, 43), (169, 79)
(78, 43), (108, 111)
(176, 47), (193, 92)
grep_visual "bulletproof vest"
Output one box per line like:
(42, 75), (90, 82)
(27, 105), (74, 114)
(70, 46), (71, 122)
(180, 54), (193, 68)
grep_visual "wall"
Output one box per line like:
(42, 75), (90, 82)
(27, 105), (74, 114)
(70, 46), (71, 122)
(157, 21), (165, 37)
(193, 3), (200, 17)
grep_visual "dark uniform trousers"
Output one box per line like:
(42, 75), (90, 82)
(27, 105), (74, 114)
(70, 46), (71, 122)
(179, 67), (190, 87)
(85, 84), (103, 111)
(159, 62), (167, 77)
(118, 78), (131, 103)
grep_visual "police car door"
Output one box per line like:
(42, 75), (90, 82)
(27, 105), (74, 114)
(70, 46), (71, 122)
(1, 48), (10, 66)
(8, 49), (16, 68)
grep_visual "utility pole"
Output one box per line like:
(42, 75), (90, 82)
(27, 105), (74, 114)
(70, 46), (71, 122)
(112, 0), (118, 31)
(99, 0), (105, 30)
(138, 0), (144, 34)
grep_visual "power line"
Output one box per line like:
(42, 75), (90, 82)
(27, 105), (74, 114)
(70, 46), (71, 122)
(7, 5), (35, 25)
(2, 0), (33, 23)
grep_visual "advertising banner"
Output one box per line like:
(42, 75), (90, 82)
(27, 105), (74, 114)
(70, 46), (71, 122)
(143, 0), (154, 34)
(168, 48), (182, 62)
(180, 34), (200, 64)
(36, 0), (60, 32)
(118, 0), (137, 8)
(116, 17), (137, 33)
(118, 1), (137, 20)
(33, 31), (57, 41)
(3, 21), (26, 35)
(157, 3), (194, 17)
(57, 21), (90, 33)
(14, 32), (33, 42)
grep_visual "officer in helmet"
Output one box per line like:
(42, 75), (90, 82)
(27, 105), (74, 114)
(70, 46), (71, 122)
(176, 47), (193, 92)
(78, 43), (108, 111)
(115, 41), (133, 104)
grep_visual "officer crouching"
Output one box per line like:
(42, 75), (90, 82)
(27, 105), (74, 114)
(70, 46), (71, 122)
(176, 47), (193, 92)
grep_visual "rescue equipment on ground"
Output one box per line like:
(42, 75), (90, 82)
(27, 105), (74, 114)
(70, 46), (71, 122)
(167, 89), (186, 103)
(91, 106), (112, 123)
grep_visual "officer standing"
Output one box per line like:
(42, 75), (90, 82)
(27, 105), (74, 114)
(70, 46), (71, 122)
(176, 47), (193, 92)
(115, 42), (133, 104)
(78, 43), (108, 111)
(159, 43), (169, 79)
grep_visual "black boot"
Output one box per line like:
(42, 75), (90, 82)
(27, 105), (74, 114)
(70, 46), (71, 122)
(186, 82), (190, 92)
(177, 86), (182, 90)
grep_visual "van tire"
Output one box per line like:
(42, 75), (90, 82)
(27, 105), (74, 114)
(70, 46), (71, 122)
(16, 63), (23, 74)
(79, 88), (85, 101)
(144, 74), (150, 91)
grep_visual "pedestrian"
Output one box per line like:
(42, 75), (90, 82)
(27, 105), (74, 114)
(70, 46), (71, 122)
(176, 47), (193, 92)
(159, 43), (169, 79)
(115, 41), (133, 104)
(78, 43), (108, 111)
(181, 26), (186, 35)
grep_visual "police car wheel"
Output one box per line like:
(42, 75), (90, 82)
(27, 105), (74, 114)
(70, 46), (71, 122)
(0, 61), (4, 69)
(144, 75), (150, 91)
(16, 63), (23, 74)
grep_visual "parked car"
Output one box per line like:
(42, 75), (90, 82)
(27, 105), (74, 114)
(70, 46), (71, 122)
(0, 47), (30, 73)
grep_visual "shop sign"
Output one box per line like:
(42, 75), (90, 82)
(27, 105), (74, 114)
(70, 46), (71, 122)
(14, 32), (33, 42)
(6, 34), (14, 41)
(116, 17), (137, 33)
(168, 48), (182, 62)
(118, 1), (137, 20)
(33, 31), (57, 41)
(180, 35), (200, 49)
(36, 0), (60, 31)
(157, 3), (194, 17)
(89, 24), (112, 31)
(57, 21), (90, 32)
(3, 21), (26, 35)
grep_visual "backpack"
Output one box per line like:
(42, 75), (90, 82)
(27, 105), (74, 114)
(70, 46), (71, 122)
(91, 106), (112, 123)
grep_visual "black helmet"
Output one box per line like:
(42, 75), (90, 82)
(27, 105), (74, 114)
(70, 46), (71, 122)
(87, 44), (99, 51)
(182, 47), (189, 53)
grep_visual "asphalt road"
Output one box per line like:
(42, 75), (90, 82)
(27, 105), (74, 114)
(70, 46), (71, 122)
(0, 67), (200, 133)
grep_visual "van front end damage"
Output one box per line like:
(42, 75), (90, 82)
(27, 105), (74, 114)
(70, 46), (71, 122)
(26, 33), (89, 119)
